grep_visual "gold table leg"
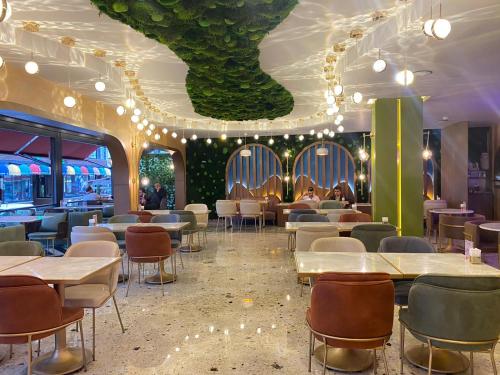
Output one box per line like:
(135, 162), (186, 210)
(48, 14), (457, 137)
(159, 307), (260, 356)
(313, 345), (373, 372)
(145, 261), (176, 284)
(405, 345), (469, 373)
(32, 284), (91, 375)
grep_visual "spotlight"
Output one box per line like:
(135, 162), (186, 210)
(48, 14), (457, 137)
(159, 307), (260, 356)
(395, 70), (414, 86)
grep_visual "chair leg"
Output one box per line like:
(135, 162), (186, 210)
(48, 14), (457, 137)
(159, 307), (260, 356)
(470, 352), (474, 375)
(254, 217), (257, 233)
(137, 263), (141, 284)
(491, 345), (498, 375)
(216, 217), (220, 233)
(79, 320), (87, 372)
(171, 255), (176, 282)
(37, 340), (40, 357)
(400, 322), (405, 374)
(178, 249), (184, 269)
(92, 308), (96, 361)
(112, 295), (125, 333)
(239, 217), (243, 232)
(373, 349), (377, 375)
(308, 330), (313, 372)
(427, 339), (433, 375)
(126, 260), (132, 297)
(159, 260), (164, 296)
(322, 338), (328, 375)
(382, 344), (389, 375)
(121, 257), (125, 280)
(27, 336), (32, 375)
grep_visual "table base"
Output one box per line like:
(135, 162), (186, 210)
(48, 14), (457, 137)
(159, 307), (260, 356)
(145, 272), (176, 284)
(180, 245), (202, 253)
(405, 345), (469, 373)
(313, 346), (373, 371)
(32, 347), (91, 375)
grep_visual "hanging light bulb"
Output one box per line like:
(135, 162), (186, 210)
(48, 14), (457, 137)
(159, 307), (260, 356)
(254, 134), (259, 140)
(0, 56), (5, 69)
(125, 98), (135, 108)
(25, 60), (39, 75)
(134, 108), (142, 116)
(395, 69), (414, 86)
(206, 138), (212, 144)
(337, 125), (345, 133)
(422, 148), (433, 160)
(143, 119), (150, 126)
(284, 151), (290, 158)
(298, 134), (304, 141)
(432, 18), (451, 40)
(137, 123), (144, 131)
(372, 49), (387, 73)
(146, 129), (152, 136)
(309, 129), (315, 135)
(162, 128), (168, 134)
(237, 138), (242, 145)
(317, 132), (323, 139)
(284, 175), (290, 182)
(141, 177), (150, 186)
(283, 134), (289, 140)
(423, 19), (435, 37)
(326, 95), (335, 105)
(359, 173), (366, 181)
(142, 141), (149, 149)
(358, 148), (369, 161)
(154, 133), (161, 141)
(95, 81), (106, 92)
(148, 123), (155, 130)
(131, 115), (140, 123)
(329, 131), (335, 138)
(323, 128), (329, 135)
(352, 92), (363, 104)
(0, 1), (12, 22)
(268, 137), (274, 145)
(333, 83), (343, 96)
(116, 105), (125, 116)
(324, 89), (333, 99)
(171, 131), (178, 139)
(63, 96), (76, 108)
(191, 134), (198, 141)
(221, 133), (227, 141)
(335, 118), (341, 126)
(181, 137), (187, 144)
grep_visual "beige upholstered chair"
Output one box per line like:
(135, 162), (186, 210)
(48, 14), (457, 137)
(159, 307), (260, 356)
(295, 226), (339, 252)
(424, 199), (447, 240)
(439, 214), (484, 251)
(64, 241), (124, 361)
(298, 200), (319, 209)
(215, 200), (238, 232)
(239, 201), (262, 232)
(326, 209), (357, 222)
(310, 237), (366, 252)
(185, 203), (209, 244)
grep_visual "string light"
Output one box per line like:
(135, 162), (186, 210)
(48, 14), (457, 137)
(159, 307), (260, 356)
(254, 134), (259, 140)
(95, 81), (106, 92)
(116, 105), (125, 116)
(63, 96), (76, 108)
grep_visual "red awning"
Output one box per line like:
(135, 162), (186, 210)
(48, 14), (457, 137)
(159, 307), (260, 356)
(62, 140), (98, 160)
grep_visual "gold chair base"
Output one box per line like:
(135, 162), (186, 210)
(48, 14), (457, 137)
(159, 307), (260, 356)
(405, 345), (469, 373)
(32, 347), (91, 375)
(180, 245), (202, 253)
(313, 345), (373, 372)
(145, 271), (176, 284)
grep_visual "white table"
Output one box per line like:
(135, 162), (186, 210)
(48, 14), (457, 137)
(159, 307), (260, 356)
(282, 208), (360, 215)
(0, 216), (45, 223)
(98, 222), (189, 233)
(0, 257), (120, 374)
(285, 221), (383, 233)
(428, 208), (474, 215)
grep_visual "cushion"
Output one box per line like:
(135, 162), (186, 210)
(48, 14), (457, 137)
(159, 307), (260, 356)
(64, 284), (110, 308)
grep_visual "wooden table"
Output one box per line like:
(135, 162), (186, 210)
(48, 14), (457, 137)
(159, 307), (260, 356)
(0, 216), (45, 223)
(285, 221), (382, 233)
(0, 256), (40, 272)
(428, 208), (474, 215)
(479, 223), (500, 264)
(98, 222), (189, 284)
(0, 256), (120, 375)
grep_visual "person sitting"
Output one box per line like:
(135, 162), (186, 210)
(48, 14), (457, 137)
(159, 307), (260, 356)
(332, 185), (346, 203)
(300, 187), (320, 203)
(83, 185), (101, 201)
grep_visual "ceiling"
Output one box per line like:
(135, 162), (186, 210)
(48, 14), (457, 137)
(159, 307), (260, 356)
(0, 0), (499, 137)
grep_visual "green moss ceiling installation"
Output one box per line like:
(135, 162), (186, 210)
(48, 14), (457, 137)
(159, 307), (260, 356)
(91, 0), (297, 120)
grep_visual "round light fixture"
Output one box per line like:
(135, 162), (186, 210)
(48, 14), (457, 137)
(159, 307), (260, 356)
(137, 123), (144, 131)
(309, 129), (315, 135)
(171, 131), (178, 139)
(0, 56), (4, 69)
(333, 84), (343, 96)
(142, 141), (149, 149)
(237, 138), (242, 145)
(317, 147), (328, 156)
(254, 134), (259, 140)
(154, 133), (160, 141)
(206, 138), (212, 144)
(125, 98), (135, 108)
(131, 115), (140, 123)
(181, 137), (187, 144)
(25, 61), (39, 75)
(63, 96), (76, 108)
(352, 92), (363, 104)
(191, 134), (198, 141)
(143, 119), (150, 126)
(284, 175), (290, 182)
(162, 128), (168, 134)
(298, 134), (304, 141)
(432, 18), (451, 40)
(116, 105), (125, 116)
(329, 131), (335, 138)
(146, 129), (152, 136)
(0, 1), (12, 22)
(148, 123), (155, 130)
(359, 173), (366, 181)
(240, 149), (252, 158)
(395, 69), (414, 86)
(423, 19), (435, 37)
(337, 125), (345, 133)
(358, 148), (369, 161)
(95, 81), (106, 92)
(268, 138), (274, 145)
(323, 128), (329, 135)
(284, 151), (290, 158)
(334, 118), (341, 126)
(134, 108), (142, 116)
(326, 95), (335, 105)
(283, 134), (289, 140)
(336, 114), (344, 123)
(373, 58), (387, 73)
(317, 132), (323, 139)
(422, 148), (433, 160)
(141, 176), (150, 186)
(221, 133), (227, 141)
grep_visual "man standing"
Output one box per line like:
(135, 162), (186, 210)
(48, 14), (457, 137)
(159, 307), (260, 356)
(154, 182), (167, 209)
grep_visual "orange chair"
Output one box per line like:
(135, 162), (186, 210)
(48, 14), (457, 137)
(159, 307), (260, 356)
(127, 210), (153, 223)
(338, 213), (372, 222)
(0, 275), (86, 374)
(306, 272), (394, 374)
(125, 226), (173, 296)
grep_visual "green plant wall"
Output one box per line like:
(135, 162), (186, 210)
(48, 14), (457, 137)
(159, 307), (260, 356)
(139, 152), (176, 209)
(186, 132), (374, 217)
(91, 0), (297, 120)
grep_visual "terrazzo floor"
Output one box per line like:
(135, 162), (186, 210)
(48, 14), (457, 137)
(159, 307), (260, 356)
(1, 227), (498, 374)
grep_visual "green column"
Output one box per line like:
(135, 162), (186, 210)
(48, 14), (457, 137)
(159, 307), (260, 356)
(371, 97), (423, 236)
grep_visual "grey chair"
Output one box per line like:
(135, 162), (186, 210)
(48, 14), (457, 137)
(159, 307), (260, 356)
(67, 211), (103, 246)
(169, 210), (200, 252)
(108, 214), (140, 248)
(0, 225), (25, 242)
(297, 214), (329, 222)
(151, 214), (184, 269)
(0, 241), (44, 256)
(378, 236), (435, 306)
(350, 224), (398, 253)
(399, 275), (500, 374)
(28, 213), (67, 254)
(319, 200), (343, 209)
(102, 206), (115, 221)
(288, 209), (316, 222)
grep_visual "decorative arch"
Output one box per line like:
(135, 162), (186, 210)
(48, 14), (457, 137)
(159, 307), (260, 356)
(292, 141), (356, 201)
(225, 143), (283, 201)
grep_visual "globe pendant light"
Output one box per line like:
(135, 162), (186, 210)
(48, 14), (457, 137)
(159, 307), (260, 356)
(0, 1), (12, 23)
(64, 96), (76, 108)
(154, 133), (161, 141)
(125, 98), (135, 108)
(237, 138), (242, 145)
(423, 130), (433, 160)
(221, 133), (227, 141)
(336, 114), (344, 123)
(268, 137), (274, 145)
(333, 83), (343, 96)
(25, 60), (39, 75)
(317, 132), (323, 139)
(171, 131), (178, 139)
(206, 138), (212, 144)
(0, 56), (4, 69)
(326, 95), (335, 105)
(352, 92), (363, 104)
(372, 49), (387, 73)
(395, 69), (414, 86)
(191, 134), (198, 141)
(142, 141), (149, 149)
(181, 137), (187, 144)
(137, 123), (144, 131)
(253, 134), (259, 140)
(146, 129), (152, 136)
(337, 125), (345, 133)
(423, 19), (434, 37)
(116, 105), (125, 116)
(432, 17), (451, 40)
(328, 131), (335, 138)
(323, 128), (329, 135)
(283, 134), (289, 140)
(95, 80), (106, 92)
(298, 134), (304, 141)
(131, 115), (140, 123)
(162, 128), (168, 134)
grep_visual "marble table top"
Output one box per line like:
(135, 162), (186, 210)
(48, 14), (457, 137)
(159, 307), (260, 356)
(0, 215), (45, 223)
(379, 253), (500, 278)
(428, 208), (474, 215)
(282, 209), (360, 215)
(98, 222), (189, 233)
(145, 210), (211, 215)
(285, 221), (382, 233)
(295, 252), (402, 278)
(0, 256), (41, 272)
(479, 223), (500, 232)
(0, 256), (121, 284)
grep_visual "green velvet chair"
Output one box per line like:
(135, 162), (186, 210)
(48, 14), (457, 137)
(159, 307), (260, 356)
(0, 241), (44, 256)
(108, 214), (140, 248)
(0, 225), (25, 242)
(399, 274), (500, 374)
(169, 210), (200, 252)
(319, 200), (343, 209)
(350, 224), (397, 252)
(27, 213), (67, 250)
